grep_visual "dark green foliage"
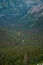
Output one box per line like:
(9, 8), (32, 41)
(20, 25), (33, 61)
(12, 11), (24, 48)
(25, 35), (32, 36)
(0, 46), (43, 65)
(0, 28), (43, 65)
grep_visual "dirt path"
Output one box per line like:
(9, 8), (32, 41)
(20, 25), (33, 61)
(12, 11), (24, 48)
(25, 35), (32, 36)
(23, 52), (28, 65)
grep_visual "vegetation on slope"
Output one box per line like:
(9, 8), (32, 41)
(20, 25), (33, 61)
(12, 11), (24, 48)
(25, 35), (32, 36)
(0, 27), (43, 47)
(0, 27), (43, 65)
(0, 46), (43, 65)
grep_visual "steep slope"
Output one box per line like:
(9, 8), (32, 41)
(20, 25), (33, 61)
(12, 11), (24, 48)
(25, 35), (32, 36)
(23, 0), (42, 7)
(0, 27), (25, 47)
(0, 27), (43, 47)
(0, 0), (28, 25)
(0, 0), (43, 30)
(13, 3), (43, 31)
(0, 28), (15, 47)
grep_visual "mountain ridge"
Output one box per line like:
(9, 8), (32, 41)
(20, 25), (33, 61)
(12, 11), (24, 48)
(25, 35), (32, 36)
(0, 0), (43, 31)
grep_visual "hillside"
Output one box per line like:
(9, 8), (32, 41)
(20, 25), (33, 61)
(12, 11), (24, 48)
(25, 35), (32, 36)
(0, 0), (43, 30)
(0, 28), (17, 47)
(0, 28), (43, 65)
(0, 28), (43, 47)
(0, 0), (43, 65)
